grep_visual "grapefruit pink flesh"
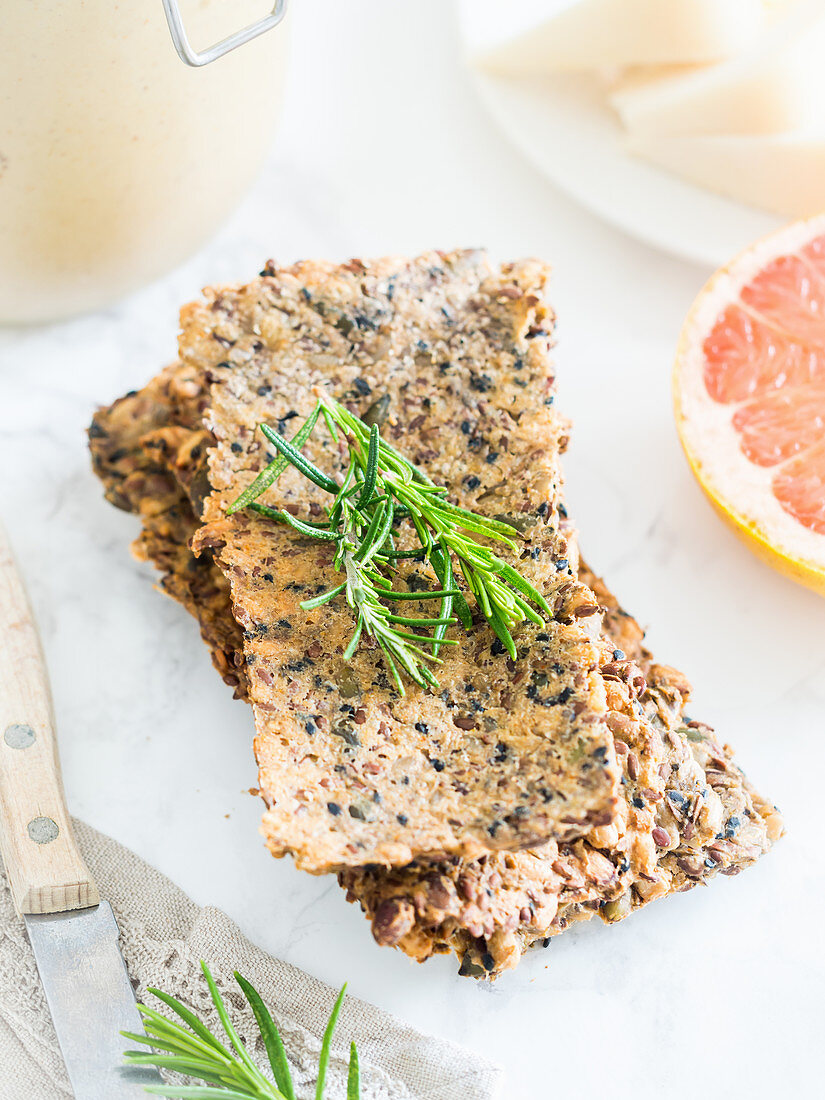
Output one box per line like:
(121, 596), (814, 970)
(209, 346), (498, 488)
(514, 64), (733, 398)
(701, 233), (825, 535)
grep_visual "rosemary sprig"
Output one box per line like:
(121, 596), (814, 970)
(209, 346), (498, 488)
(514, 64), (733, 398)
(226, 395), (551, 691)
(122, 960), (359, 1099)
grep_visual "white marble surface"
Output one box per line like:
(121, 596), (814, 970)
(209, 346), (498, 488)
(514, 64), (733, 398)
(1, 2), (822, 1097)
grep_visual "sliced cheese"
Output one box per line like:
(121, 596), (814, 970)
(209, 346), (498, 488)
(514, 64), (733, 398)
(626, 130), (825, 219)
(610, 0), (825, 137)
(477, 0), (785, 75)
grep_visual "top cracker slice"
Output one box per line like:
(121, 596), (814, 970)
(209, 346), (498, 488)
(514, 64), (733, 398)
(111, 251), (622, 872)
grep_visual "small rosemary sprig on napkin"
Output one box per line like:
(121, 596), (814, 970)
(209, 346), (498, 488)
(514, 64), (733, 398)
(122, 960), (359, 1099)
(226, 396), (551, 692)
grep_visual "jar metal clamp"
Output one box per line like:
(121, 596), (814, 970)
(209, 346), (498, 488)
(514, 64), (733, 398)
(162, 0), (287, 67)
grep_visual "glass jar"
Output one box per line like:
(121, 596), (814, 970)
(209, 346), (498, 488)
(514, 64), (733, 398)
(0, 1), (288, 323)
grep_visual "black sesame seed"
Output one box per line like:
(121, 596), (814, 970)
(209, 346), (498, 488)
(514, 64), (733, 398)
(549, 687), (573, 706)
(469, 372), (493, 393)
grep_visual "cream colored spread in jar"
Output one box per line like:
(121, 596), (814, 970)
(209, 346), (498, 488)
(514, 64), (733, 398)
(0, 1), (287, 322)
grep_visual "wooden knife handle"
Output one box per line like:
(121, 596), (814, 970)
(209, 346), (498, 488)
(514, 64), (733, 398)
(0, 527), (98, 914)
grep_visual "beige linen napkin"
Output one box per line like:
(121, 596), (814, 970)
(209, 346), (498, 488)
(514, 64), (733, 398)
(0, 821), (502, 1100)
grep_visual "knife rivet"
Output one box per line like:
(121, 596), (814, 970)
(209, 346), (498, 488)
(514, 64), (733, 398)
(27, 816), (59, 844)
(4, 723), (35, 749)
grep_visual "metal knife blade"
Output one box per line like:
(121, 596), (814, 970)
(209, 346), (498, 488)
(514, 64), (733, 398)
(25, 902), (163, 1097)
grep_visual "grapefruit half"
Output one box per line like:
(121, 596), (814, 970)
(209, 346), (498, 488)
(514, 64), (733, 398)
(674, 213), (825, 596)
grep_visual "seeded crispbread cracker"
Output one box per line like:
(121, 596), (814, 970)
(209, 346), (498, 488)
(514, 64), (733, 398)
(89, 362), (248, 696)
(94, 251), (621, 872)
(90, 400), (782, 977)
(89, 250), (781, 965)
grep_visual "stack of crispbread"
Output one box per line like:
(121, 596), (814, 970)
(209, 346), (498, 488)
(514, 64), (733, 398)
(90, 251), (782, 977)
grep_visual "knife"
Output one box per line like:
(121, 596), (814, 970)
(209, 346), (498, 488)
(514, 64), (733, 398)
(0, 527), (163, 1098)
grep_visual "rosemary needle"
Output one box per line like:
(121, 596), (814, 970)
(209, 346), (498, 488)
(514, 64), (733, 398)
(227, 396), (551, 691)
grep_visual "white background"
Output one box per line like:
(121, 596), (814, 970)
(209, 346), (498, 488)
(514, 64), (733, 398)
(1, 3), (822, 1097)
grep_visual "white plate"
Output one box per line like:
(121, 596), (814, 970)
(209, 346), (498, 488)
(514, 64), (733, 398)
(457, 0), (783, 268)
